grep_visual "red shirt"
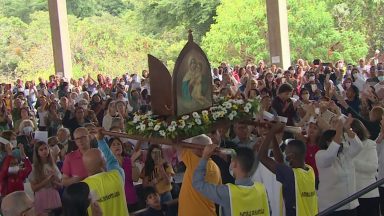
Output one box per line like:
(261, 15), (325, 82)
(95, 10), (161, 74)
(62, 149), (88, 179)
(0, 156), (32, 196)
(232, 71), (240, 82)
(305, 142), (319, 178)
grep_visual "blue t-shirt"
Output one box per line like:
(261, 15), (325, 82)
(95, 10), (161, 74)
(276, 164), (296, 216)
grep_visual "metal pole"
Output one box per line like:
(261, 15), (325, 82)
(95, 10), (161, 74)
(318, 178), (384, 216)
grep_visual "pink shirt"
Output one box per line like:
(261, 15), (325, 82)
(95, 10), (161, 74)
(62, 149), (88, 179)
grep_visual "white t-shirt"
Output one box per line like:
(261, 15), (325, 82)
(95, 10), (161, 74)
(252, 163), (284, 216)
(102, 113), (115, 131)
(24, 88), (37, 102)
(358, 65), (369, 73)
(38, 110), (48, 127)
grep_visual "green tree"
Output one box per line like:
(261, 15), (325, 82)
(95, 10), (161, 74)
(130, 0), (220, 41)
(17, 12), (54, 79)
(325, 0), (384, 54)
(287, 0), (368, 63)
(66, 0), (99, 18)
(203, 0), (369, 66)
(0, 0), (47, 23)
(97, 0), (132, 16)
(202, 0), (268, 65)
(0, 15), (27, 82)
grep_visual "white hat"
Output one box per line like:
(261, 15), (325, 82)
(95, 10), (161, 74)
(184, 134), (213, 145)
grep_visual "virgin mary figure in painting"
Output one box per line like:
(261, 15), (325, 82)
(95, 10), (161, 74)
(182, 57), (210, 106)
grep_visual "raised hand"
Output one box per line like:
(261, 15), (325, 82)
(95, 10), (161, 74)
(18, 144), (26, 159)
(271, 121), (285, 134)
(202, 144), (219, 160)
(344, 114), (354, 130)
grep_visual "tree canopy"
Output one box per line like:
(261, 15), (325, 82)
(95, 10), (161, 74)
(0, 0), (383, 81)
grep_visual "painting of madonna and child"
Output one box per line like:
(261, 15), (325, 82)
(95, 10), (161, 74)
(174, 48), (213, 117)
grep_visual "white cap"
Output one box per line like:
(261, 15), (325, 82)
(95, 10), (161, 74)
(184, 134), (213, 145)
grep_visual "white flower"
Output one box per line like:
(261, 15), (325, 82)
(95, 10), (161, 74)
(159, 130), (166, 137)
(133, 115), (140, 123)
(182, 115), (190, 120)
(195, 118), (202, 125)
(244, 107), (250, 113)
(136, 125), (141, 130)
(212, 113), (218, 120)
(192, 112), (200, 119)
(228, 114), (234, 120)
(148, 121), (154, 127)
(140, 124), (146, 131)
(202, 110), (209, 116)
(223, 102), (232, 109)
(154, 124), (161, 131)
(231, 111), (237, 117)
(178, 120), (186, 129)
(171, 121), (177, 126)
(245, 102), (252, 109)
(167, 125), (176, 132)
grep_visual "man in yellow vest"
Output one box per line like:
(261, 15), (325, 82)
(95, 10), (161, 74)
(259, 122), (318, 216)
(192, 144), (270, 216)
(82, 129), (129, 216)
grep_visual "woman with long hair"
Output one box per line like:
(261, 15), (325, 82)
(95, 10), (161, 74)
(141, 144), (175, 204)
(108, 137), (140, 211)
(62, 182), (102, 216)
(47, 102), (62, 137)
(29, 141), (62, 214)
(36, 96), (49, 131)
(264, 72), (277, 97)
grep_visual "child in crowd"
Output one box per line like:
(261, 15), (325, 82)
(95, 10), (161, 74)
(29, 141), (62, 214)
(141, 144), (175, 204)
(143, 186), (166, 216)
(0, 143), (32, 196)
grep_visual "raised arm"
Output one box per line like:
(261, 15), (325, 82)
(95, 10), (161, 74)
(96, 129), (125, 181)
(259, 122), (285, 174)
(344, 115), (363, 158)
(192, 144), (230, 207)
(315, 119), (343, 168)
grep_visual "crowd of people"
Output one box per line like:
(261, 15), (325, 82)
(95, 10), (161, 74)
(0, 53), (384, 216)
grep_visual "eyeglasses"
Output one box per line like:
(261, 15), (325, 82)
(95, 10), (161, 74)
(74, 135), (88, 141)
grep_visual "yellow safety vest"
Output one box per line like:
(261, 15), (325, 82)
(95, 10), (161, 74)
(293, 165), (318, 216)
(227, 182), (270, 216)
(83, 170), (129, 216)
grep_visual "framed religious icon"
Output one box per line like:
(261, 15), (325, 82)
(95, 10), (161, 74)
(172, 31), (213, 116)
